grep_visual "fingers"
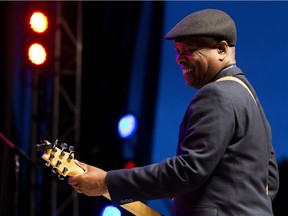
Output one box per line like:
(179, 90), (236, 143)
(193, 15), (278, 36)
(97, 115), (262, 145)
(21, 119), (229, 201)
(75, 186), (82, 193)
(74, 186), (82, 194)
(68, 176), (81, 192)
(68, 176), (76, 185)
(69, 181), (82, 193)
(68, 175), (84, 194)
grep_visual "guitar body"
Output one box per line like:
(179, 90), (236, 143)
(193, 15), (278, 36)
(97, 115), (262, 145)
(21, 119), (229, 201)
(35, 139), (162, 216)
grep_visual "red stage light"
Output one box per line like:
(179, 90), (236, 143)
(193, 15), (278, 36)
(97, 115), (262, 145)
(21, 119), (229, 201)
(30, 11), (48, 33)
(28, 43), (47, 65)
(123, 160), (136, 169)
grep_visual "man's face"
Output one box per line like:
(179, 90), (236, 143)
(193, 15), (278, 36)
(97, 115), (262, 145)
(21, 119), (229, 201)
(174, 37), (221, 89)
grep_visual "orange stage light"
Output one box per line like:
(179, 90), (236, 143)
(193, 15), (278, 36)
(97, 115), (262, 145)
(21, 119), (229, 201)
(28, 43), (47, 65)
(30, 11), (48, 33)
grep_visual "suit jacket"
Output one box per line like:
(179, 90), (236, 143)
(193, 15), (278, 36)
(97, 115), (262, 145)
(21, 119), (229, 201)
(106, 65), (279, 216)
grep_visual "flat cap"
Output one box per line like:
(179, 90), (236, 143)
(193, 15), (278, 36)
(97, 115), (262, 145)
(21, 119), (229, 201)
(165, 9), (237, 46)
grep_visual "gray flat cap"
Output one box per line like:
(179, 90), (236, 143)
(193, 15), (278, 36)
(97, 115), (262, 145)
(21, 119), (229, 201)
(165, 9), (237, 46)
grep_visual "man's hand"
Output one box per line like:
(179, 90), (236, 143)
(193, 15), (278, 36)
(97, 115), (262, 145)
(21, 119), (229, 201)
(68, 160), (108, 196)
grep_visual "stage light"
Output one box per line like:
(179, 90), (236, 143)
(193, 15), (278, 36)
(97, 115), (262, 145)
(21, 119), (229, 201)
(26, 10), (53, 67)
(30, 11), (48, 33)
(28, 43), (47, 65)
(117, 113), (138, 139)
(101, 205), (121, 216)
(123, 160), (136, 169)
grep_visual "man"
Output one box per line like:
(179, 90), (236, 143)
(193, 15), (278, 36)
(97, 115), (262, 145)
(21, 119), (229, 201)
(68, 9), (279, 215)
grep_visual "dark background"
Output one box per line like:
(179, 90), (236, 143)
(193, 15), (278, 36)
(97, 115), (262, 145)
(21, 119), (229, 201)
(0, 1), (164, 216)
(0, 1), (287, 216)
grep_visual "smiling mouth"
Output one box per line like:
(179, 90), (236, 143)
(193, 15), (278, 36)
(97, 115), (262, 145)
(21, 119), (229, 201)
(182, 68), (193, 79)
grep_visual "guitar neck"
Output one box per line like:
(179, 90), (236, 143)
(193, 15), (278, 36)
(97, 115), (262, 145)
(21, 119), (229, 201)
(102, 193), (162, 216)
(37, 140), (162, 216)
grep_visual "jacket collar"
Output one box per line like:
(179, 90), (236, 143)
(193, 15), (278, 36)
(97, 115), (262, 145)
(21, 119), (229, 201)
(212, 64), (244, 82)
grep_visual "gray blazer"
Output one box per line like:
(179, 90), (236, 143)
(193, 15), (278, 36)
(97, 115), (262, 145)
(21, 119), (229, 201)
(106, 65), (279, 216)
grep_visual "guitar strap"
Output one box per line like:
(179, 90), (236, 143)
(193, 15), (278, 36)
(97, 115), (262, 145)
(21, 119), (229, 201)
(215, 76), (270, 195)
(216, 76), (257, 105)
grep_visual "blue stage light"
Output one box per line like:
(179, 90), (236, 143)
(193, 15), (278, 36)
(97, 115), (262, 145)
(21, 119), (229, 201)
(101, 205), (121, 216)
(117, 113), (138, 139)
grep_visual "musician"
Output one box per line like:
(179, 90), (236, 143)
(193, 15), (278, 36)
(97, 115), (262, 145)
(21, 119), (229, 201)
(68, 9), (279, 216)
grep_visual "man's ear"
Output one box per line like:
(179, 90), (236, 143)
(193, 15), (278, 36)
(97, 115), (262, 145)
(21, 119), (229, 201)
(217, 40), (229, 54)
(217, 40), (229, 61)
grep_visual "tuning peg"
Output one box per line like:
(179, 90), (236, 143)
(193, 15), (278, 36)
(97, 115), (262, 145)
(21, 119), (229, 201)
(52, 167), (58, 173)
(60, 142), (68, 149)
(52, 160), (62, 174)
(45, 161), (51, 166)
(58, 174), (65, 180)
(52, 139), (59, 153)
(52, 139), (58, 148)
(68, 146), (75, 160)
(56, 160), (62, 167)
(60, 143), (68, 157)
(48, 154), (55, 160)
(40, 139), (48, 144)
(36, 140), (53, 151)
(61, 167), (68, 176)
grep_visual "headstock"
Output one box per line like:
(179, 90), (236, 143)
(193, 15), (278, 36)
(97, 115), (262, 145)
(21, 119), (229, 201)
(35, 141), (162, 216)
(35, 139), (84, 180)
